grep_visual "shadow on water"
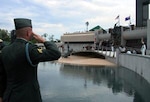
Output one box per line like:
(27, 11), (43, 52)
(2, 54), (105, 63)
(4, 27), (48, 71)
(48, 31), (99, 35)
(38, 62), (150, 102)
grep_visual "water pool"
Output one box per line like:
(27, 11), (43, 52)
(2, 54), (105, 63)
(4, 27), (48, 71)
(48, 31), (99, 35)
(38, 62), (150, 102)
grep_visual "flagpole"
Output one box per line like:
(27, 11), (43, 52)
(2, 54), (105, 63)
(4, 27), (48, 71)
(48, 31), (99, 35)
(118, 16), (120, 26)
(129, 15), (131, 25)
(115, 15), (120, 26)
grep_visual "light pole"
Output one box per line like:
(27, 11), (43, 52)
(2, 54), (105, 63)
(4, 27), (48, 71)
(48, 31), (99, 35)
(85, 21), (89, 32)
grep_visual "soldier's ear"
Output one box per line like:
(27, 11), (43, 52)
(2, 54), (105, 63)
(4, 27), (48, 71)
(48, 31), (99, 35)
(27, 31), (32, 39)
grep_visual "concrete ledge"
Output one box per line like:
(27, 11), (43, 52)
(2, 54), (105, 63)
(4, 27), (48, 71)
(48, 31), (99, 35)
(118, 53), (150, 84)
(146, 50), (150, 55)
(106, 56), (116, 64)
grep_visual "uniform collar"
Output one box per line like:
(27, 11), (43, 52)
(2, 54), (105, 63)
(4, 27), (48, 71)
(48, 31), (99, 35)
(15, 38), (28, 43)
(16, 37), (28, 41)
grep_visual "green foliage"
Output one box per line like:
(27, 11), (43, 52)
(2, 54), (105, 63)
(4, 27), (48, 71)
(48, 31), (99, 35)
(49, 34), (54, 42)
(0, 29), (10, 42)
(41, 33), (48, 39)
(0, 29), (61, 44)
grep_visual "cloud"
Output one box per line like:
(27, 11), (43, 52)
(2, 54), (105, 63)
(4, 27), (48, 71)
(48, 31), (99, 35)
(33, 22), (68, 39)
(0, 0), (136, 39)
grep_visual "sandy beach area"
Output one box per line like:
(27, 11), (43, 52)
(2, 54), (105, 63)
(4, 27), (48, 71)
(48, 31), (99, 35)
(58, 55), (116, 66)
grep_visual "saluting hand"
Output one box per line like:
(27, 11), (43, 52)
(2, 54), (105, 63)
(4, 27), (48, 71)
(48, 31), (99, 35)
(32, 33), (46, 43)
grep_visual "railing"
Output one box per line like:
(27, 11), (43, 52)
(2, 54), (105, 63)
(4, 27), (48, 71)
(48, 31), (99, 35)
(95, 46), (116, 58)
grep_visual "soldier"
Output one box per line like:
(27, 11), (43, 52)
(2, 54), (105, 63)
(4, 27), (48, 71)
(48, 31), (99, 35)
(0, 18), (61, 102)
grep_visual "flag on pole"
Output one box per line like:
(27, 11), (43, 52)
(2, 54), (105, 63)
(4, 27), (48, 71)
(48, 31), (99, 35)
(125, 16), (130, 21)
(115, 15), (119, 20)
(115, 15), (120, 26)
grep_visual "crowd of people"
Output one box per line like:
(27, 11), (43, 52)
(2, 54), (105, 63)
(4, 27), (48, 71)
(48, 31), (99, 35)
(97, 39), (147, 56)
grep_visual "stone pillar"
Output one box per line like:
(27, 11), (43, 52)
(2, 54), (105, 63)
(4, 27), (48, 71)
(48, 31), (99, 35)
(146, 20), (150, 54)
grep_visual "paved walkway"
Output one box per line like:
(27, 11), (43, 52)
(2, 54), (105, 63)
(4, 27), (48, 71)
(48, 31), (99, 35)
(58, 55), (116, 66)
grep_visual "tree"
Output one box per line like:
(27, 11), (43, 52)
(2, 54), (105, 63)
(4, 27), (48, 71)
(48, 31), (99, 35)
(49, 35), (54, 42)
(41, 33), (48, 39)
(55, 39), (60, 42)
(0, 29), (10, 42)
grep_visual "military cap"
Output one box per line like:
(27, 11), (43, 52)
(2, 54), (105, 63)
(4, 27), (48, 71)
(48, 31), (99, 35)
(14, 18), (32, 30)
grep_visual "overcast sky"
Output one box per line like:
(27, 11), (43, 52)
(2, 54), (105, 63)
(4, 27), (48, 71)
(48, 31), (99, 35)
(0, 0), (135, 39)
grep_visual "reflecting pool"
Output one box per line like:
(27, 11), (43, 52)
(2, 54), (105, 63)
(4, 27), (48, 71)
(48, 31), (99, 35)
(38, 62), (150, 102)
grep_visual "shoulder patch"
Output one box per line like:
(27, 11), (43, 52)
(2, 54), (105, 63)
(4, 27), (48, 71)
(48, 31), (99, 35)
(37, 48), (43, 53)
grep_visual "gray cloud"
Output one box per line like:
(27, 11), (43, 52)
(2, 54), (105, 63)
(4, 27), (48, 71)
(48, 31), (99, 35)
(0, 0), (135, 39)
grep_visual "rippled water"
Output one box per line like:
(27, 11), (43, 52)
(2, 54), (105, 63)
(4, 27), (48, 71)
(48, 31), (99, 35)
(38, 62), (150, 102)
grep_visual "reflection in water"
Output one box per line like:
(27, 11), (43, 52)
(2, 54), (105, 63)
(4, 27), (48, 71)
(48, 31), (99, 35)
(38, 62), (150, 102)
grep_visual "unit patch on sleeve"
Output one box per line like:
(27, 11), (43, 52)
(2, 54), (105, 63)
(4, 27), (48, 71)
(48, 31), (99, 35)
(37, 48), (43, 53)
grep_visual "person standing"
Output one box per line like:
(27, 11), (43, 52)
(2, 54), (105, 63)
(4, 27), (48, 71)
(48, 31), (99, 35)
(141, 41), (146, 55)
(119, 45), (126, 53)
(0, 18), (61, 102)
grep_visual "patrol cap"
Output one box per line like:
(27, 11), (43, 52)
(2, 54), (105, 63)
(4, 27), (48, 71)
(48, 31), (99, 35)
(14, 18), (32, 30)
